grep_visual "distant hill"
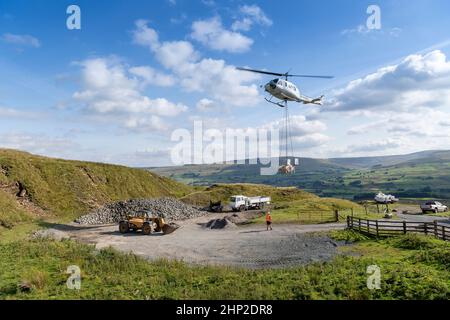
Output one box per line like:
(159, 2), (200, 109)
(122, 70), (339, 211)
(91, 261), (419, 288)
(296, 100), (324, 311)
(0, 149), (193, 229)
(149, 150), (450, 201)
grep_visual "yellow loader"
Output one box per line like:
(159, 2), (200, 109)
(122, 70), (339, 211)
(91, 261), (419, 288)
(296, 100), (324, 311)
(119, 212), (179, 235)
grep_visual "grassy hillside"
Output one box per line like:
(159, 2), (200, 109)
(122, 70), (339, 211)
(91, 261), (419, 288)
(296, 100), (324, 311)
(0, 149), (192, 229)
(150, 150), (450, 201)
(180, 183), (317, 206)
(181, 183), (362, 224)
(2, 234), (450, 299)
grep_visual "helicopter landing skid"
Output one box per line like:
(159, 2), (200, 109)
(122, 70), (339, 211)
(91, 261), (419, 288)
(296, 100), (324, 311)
(265, 97), (286, 108)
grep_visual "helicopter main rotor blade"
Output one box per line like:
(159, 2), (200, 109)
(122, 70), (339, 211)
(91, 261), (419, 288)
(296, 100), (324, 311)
(236, 67), (285, 77)
(236, 67), (334, 79)
(289, 74), (334, 79)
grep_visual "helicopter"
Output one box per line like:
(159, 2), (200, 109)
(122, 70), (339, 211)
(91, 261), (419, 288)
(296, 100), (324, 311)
(236, 67), (333, 108)
(236, 67), (333, 175)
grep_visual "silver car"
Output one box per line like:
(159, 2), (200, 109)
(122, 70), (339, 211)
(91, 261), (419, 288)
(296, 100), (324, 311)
(420, 201), (448, 213)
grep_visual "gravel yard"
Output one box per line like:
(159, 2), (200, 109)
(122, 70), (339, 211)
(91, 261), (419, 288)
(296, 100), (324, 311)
(52, 212), (347, 269)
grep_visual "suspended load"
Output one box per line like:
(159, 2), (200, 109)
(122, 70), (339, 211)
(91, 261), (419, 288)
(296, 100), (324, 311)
(235, 67), (333, 176)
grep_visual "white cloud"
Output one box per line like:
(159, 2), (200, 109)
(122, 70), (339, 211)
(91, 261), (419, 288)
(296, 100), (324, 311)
(292, 133), (331, 149)
(1, 33), (41, 48)
(341, 25), (373, 36)
(232, 4), (273, 31)
(346, 138), (403, 153)
(201, 0), (216, 7)
(73, 57), (187, 117)
(119, 149), (171, 167)
(329, 50), (450, 112)
(129, 66), (176, 87)
(440, 119), (450, 127)
(132, 21), (261, 107)
(0, 132), (77, 156)
(0, 107), (38, 118)
(124, 115), (169, 132)
(156, 41), (199, 70)
(196, 98), (217, 112)
(132, 20), (159, 48)
(347, 109), (450, 139)
(263, 115), (330, 149)
(341, 25), (402, 37)
(191, 17), (253, 53)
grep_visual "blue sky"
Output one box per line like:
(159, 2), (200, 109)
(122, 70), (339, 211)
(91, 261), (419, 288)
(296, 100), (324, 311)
(1, 0), (450, 166)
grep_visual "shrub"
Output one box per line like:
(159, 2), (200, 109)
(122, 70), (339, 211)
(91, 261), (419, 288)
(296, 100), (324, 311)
(414, 247), (450, 270)
(391, 234), (438, 250)
(329, 229), (371, 243)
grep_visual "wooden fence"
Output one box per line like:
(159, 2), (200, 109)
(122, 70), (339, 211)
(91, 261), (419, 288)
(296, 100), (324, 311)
(347, 216), (450, 241)
(293, 210), (340, 223)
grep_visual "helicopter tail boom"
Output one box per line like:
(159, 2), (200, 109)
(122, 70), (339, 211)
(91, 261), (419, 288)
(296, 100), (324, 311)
(300, 95), (324, 106)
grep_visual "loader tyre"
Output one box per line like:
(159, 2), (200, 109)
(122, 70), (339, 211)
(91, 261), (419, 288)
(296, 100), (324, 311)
(142, 222), (152, 235)
(119, 221), (129, 234)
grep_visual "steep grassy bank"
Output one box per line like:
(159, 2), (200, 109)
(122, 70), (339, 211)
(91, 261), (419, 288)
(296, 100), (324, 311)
(0, 149), (192, 229)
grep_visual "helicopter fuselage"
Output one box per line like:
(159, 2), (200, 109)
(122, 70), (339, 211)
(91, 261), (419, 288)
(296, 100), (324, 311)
(264, 78), (324, 105)
(264, 78), (301, 102)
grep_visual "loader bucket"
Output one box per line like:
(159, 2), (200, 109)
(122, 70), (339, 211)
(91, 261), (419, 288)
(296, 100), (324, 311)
(162, 222), (180, 235)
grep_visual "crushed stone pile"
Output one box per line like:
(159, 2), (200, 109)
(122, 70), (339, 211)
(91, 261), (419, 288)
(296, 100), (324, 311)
(204, 217), (237, 230)
(75, 197), (206, 225)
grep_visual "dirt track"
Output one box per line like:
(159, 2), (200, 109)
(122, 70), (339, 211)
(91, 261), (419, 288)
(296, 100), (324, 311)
(52, 213), (347, 269)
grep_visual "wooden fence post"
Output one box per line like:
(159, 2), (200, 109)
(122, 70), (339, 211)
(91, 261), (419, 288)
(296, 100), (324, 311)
(367, 219), (370, 234)
(358, 218), (361, 232)
(403, 221), (407, 235)
(424, 223), (428, 235)
(375, 220), (379, 237)
(335, 210), (339, 222)
(347, 215), (350, 228)
(434, 221), (438, 238)
(442, 226), (446, 241)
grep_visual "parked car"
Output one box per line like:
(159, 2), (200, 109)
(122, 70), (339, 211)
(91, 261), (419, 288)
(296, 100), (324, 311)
(420, 201), (448, 213)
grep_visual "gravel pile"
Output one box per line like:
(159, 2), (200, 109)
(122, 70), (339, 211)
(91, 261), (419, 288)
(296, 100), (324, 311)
(75, 198), (206, 225)
(204, 217), (237, 230)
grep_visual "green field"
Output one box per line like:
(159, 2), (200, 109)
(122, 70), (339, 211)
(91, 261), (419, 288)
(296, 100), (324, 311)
(149, 150), (450, 203)
(1, 232), (449, 300)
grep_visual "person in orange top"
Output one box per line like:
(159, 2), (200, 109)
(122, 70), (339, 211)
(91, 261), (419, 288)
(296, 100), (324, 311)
(265, 211), (273, 231)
